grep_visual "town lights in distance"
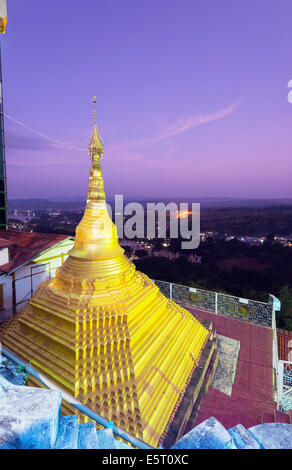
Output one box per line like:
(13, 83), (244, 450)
(0, 0), (7, 34)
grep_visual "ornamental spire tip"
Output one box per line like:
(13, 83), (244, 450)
(89, 95), (103, 158)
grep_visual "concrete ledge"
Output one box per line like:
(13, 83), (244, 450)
(0, 375), (62, 449)
(248, 423), (292, 449)
(171, 417), (236, 449)
(212, 334), (240, 396)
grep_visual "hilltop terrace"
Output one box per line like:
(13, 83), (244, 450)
(1, 277), (289, 449)
(151, 280), (285, 430)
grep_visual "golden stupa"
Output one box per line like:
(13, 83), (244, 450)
(1, 99), (209, 447)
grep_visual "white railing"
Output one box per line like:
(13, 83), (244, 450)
(277, 360), (292, 412)
(271, 309), (279, 392)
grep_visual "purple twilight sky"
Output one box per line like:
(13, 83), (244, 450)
(2, 0), (292, 200)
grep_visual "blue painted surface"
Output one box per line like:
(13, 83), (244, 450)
(97, 427), (115, 449)
(77, 422), (99, 449)
(228, 424), (262, 449)
(114, 439), (133, 449)
(248, 423), (292, 449)
(171, 417), (237, 449)
(54, 415), (79, 449)
(0, 375), (62, 449)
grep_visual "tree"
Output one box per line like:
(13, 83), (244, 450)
(277, 285), (292, 330)
(135, 249), (148, 259)
(121, 245), (133, 256)
(266, 233), (275, 243)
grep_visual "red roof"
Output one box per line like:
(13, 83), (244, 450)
(0, 238), (17, 248)
(277, 328), (292, 361)
(0, 230), (70, 274)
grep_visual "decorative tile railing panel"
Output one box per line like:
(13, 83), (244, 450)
(172, 284), (216, 310)
(171, 283), (189, 303)
(152, 279), (273, 327)
(217, 294), (273, 326)
(153, 280), (171, 299)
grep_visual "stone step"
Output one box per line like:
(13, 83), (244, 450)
(197, 408), (259, 430)
(54, 415), (79, 449)
(0, 375), (61, 449)
(77, 422), (99, 449)
(96, 428), (115, 449)
(171, 417), (236, 449)
(228, 424), (262, 449)
(114, 439), (133, 449)
(248, 423), (292, 449)
(274, 410), (290, 423)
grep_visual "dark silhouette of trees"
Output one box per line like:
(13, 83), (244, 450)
(134, 239), (292, 330)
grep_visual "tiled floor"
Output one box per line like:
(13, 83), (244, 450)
(187, 307), (275, 429)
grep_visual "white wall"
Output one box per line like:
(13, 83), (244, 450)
(0, 237), (74, 317)
(14, 263), (50, 312)
(0, 247), (9, 266)
(0, 274), (13, 322)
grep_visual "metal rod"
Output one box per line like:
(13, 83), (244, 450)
(277, 360), (284, 411)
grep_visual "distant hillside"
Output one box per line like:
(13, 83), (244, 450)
(8, 197), (292, 210)
(145, 197), (292, 208)
(8, 199), (85, 210)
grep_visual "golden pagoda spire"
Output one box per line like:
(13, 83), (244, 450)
(86, 96), (105, 204)
(67, 97), (124, 260)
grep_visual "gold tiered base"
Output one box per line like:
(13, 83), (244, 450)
(2, 257), (208, 447)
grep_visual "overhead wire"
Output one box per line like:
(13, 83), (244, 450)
(0, 109), (88, 152)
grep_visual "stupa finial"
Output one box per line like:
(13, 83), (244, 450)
(89, 95), (103, 159)
(85, 97), (106, 204)
(93, 95), (97, 125)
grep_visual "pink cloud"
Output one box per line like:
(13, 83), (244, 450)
(110, 101), (240, 152)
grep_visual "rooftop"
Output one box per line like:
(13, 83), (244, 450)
(0, 238), (17, 249)
(0, 230), (70, 274)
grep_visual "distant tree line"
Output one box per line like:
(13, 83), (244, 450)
(134, 237), (292, 331)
